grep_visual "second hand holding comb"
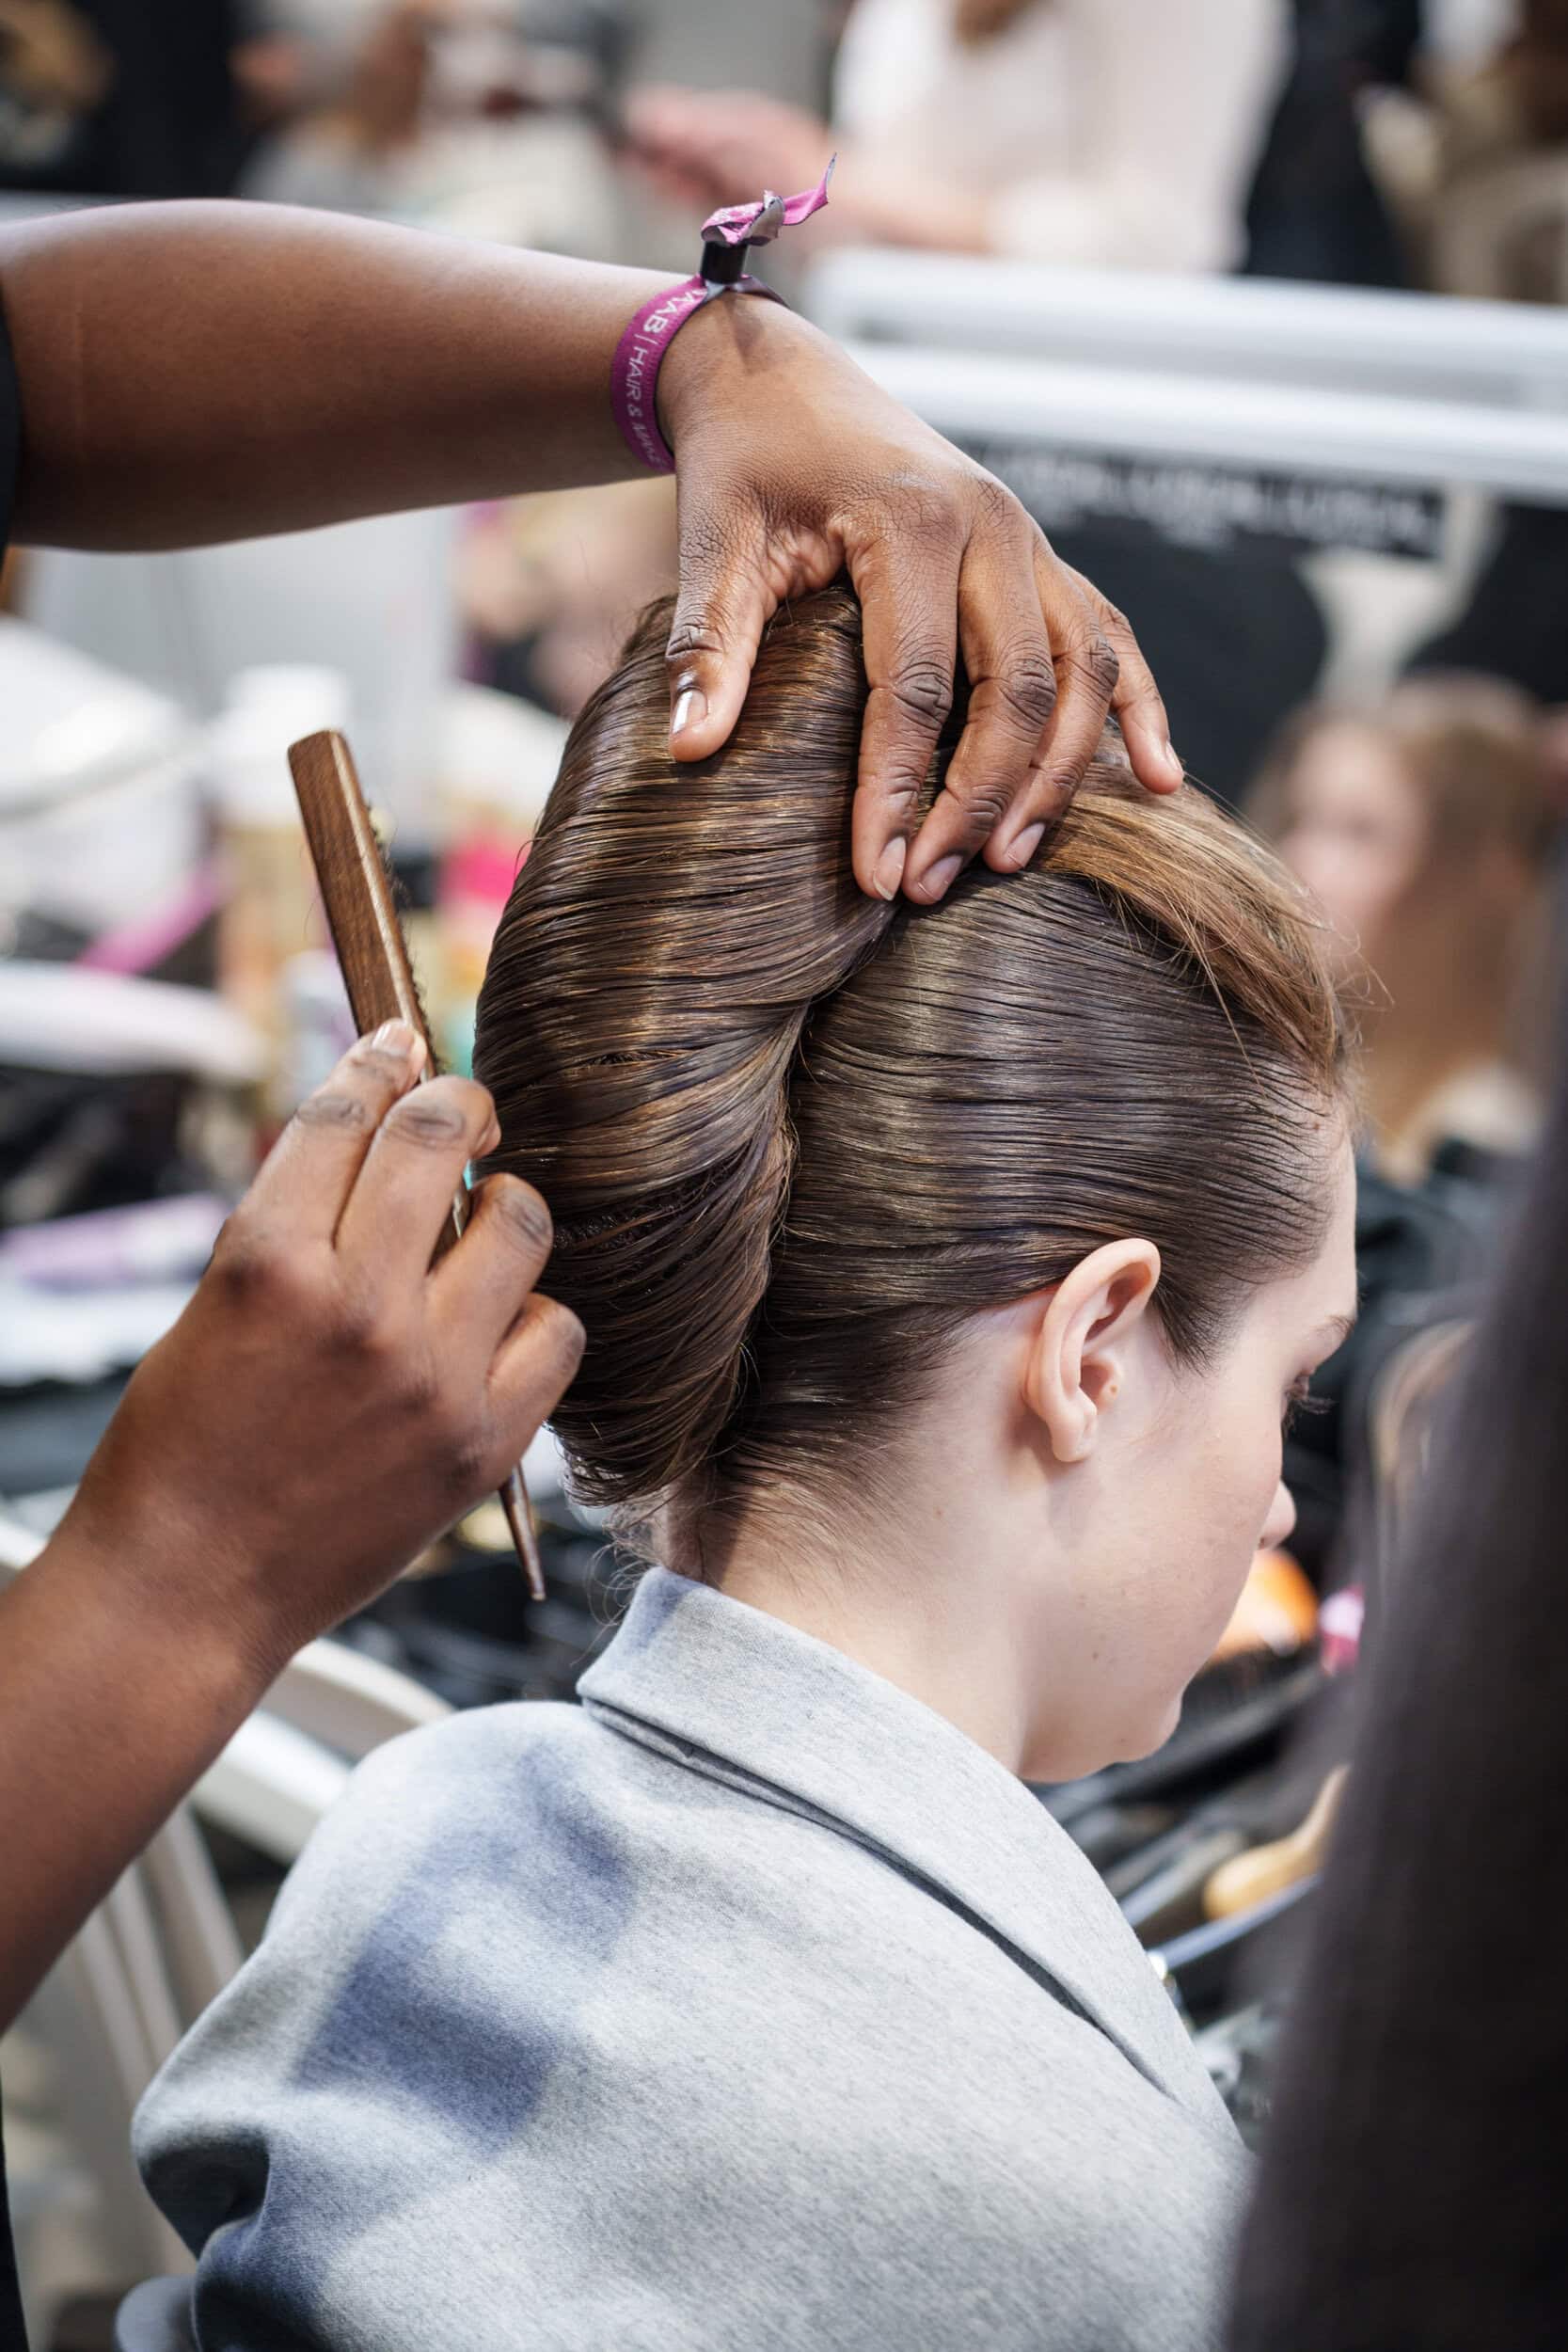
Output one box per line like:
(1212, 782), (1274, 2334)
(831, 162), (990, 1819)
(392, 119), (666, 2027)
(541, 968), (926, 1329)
(287, 728), (545, 1601)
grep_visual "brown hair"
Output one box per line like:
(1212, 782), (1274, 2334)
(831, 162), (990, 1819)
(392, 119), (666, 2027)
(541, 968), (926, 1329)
(475, 587), (1354, 1556)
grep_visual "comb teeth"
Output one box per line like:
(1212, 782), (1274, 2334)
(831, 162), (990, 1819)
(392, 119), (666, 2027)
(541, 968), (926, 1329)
(500, 1470), (546, 1602)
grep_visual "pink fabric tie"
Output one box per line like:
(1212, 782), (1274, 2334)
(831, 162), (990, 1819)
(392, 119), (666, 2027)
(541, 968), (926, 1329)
(610, 162), (833, 473)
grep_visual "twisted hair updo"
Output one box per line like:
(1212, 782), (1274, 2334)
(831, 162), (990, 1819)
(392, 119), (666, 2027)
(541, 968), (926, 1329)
(475, 586), (1354, 1557)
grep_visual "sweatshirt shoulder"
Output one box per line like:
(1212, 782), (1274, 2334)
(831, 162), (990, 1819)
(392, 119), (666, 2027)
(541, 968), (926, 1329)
(341, 1692), (593, 1802)
(257, 1695), (606, 1923)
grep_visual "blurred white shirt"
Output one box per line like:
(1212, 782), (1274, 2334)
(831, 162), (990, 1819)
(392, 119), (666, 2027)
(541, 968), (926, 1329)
(833, 0), (1290, 274)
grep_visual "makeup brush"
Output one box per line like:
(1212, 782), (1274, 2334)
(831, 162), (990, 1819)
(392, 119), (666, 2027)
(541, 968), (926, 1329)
(287, 728), (544, 1601)
(1201, 1766), (1348, 1921)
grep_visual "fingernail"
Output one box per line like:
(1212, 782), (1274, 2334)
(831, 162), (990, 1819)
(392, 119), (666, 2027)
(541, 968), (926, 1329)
(1162, 740), (1185, 784)
(1007, 823), (1045, 869)
(874, 838), (907, 900)
(673, 687), (707, 738)
(915, 852), (963, 901)
(370, 1020), (419, 1058)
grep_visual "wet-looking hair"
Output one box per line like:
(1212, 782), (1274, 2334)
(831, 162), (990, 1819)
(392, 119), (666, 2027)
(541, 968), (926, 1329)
(475, 586), (1354, 1558)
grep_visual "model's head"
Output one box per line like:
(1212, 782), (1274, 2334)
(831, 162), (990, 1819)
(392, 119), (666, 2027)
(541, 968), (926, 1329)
(477, 587), (1358, 1779)
(1248, 675), (1551, 990)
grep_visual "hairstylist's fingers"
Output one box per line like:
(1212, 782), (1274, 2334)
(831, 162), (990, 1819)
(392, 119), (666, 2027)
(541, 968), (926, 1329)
(903, 510), (1058, 901)
(1062, 564), (1184, 795)
(236, 1023), (428, 1244)
(484, 1294), (586, 1470)
(334, 1074), (498, 1288)
(958, 556), (1126, 870)
(664, 494), (781, 761)
(847, 521), (962, 900)
(431, 1174), (555, 1357)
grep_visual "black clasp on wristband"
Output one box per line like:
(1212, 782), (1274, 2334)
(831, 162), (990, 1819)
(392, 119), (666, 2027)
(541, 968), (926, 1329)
(700, 192), (786, 293)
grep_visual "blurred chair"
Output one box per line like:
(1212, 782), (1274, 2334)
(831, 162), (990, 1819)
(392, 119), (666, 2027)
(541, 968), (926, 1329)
(0, 1506), (450, 2336)
(195, 1635), (450, 1865)
(24, 503), (460, 850)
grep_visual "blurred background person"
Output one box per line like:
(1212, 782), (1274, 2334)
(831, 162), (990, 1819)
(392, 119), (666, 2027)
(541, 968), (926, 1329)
(237, 1), (625, 255)
(626, 0), (1290, 276)
(1243, 0), (1424, 287)
(1361, 0), (1568, 297)
(232, 0), (444, 216)
(1364, 0), (1568, 710)
(1249, 674), (1558, 1183)
(0, 0), (248, 197)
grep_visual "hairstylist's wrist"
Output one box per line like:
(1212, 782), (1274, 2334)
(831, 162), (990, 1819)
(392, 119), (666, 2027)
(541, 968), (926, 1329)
(655, 289), (820, 457)
(31, 1500), (283, 1733)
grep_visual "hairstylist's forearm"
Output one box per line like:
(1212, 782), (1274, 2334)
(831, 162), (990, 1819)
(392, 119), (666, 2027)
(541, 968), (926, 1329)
(0, 201), (673, 548)
(0, 1521), (269, 2030)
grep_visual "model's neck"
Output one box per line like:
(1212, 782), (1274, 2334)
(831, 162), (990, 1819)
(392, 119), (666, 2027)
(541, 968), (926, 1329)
(711, 1503), (1038, 1777)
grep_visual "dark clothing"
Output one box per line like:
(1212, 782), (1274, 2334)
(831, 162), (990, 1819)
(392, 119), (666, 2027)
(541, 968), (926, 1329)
(0, 2122), (23, 2352)
(1407, 501), (1568, 705)
(0, 0), (247, 199)
(1, 288), (16, 561)
(1045, 530), (1328, 809)
(0, 288), (27, 2352)
(1243, 0), (1421, 288)
(1229, 920), (1568, 2346)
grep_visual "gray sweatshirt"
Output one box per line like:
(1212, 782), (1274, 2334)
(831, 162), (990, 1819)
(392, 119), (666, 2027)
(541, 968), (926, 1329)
(135, 1566), (1252, 2350)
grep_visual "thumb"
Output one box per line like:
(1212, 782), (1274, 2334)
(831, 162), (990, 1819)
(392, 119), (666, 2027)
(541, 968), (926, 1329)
(665, 501), (776, 762)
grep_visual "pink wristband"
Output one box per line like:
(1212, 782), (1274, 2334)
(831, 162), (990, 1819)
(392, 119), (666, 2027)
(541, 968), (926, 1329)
(610, 160), (834, 475)
(610, 275), (782, 474)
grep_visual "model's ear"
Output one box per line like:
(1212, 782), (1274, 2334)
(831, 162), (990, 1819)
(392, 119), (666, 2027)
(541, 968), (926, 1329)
(1022, 1240), (1162, 1465)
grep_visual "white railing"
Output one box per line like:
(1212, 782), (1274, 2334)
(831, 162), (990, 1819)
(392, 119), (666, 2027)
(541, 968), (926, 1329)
(809, 250), (1568, 411)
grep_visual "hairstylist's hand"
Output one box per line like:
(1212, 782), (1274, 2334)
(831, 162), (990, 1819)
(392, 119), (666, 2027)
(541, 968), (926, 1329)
(55, 1025), (583, 1680)
(657, 301), (1183, 903)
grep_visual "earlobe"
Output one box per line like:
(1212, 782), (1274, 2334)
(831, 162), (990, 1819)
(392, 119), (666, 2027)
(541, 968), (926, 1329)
(1022, 1240), (1162, 1466)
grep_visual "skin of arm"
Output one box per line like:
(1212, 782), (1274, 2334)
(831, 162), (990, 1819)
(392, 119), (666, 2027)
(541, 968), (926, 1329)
(0, 200), (655, 550)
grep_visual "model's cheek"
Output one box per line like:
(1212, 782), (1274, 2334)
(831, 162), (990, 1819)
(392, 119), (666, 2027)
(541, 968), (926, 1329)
(1198, 1464), (1283, 1662)
(1259, 1478), (1297, 1554)
(1197, 1557), (1253, 1672)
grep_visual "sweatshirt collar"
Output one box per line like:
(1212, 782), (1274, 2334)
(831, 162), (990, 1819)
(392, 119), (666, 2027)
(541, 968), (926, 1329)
(578, 1565), (1221, 2120)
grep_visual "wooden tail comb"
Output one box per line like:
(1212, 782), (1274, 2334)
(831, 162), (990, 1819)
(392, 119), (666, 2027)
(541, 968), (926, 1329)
(287, 728), (544, 1601)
